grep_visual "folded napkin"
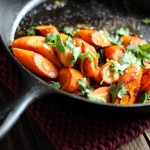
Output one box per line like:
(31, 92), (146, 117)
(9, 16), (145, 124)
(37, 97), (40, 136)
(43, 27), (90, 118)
(1, 52), (150, 150)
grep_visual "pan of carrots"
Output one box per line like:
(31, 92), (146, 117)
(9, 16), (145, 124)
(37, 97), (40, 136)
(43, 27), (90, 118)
(0, 0), (150, 139)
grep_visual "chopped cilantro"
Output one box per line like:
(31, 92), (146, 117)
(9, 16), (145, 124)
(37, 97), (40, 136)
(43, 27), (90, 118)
(109, 82), (127, 103)
(108, 60), (128, 75)
(63, 26), (77, 36)
(138, 91), (149, 103)
(50, 81), (61, 89)
(87, 95), (106, 103)
(103, 30), (122, 45)
(45, 33), (65, 52)
(119, 51), (137, 65)
(141, 18), (150, 25)
(26, 26), (36, 36)
(115, 27), (129, 36)
(77, 78), (94, 97)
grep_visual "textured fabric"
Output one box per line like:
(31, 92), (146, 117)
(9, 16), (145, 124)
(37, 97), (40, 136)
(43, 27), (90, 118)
(1, 53), (150, 150)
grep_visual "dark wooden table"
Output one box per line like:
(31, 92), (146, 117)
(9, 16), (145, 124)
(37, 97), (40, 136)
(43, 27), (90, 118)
(0, 84), (150, 150)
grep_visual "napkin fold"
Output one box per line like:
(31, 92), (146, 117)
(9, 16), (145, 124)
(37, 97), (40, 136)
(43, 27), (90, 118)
(1, 52), (150, 150)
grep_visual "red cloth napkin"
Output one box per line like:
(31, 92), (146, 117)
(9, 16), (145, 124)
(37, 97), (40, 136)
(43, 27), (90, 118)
(1, 53), (150, 150)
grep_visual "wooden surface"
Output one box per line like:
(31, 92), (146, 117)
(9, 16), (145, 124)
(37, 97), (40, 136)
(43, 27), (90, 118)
(0, 84), (150, 150)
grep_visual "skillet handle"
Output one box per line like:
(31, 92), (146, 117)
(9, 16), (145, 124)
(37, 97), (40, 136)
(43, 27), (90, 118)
(0, 93), (34, 140)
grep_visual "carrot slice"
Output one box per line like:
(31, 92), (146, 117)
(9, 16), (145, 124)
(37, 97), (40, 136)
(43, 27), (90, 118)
(13, 48), (58, 78)
(104, 45), (125, 61)
(140, 69), (150, 92)
(12, 36), (63, 68)
(35, 25), (59, 36)
(100, 63), (120, 85)
(88, 86), (111, 103)
(58, 68), (85, 92)
(121, 36), (147, 47)
(76, 29), (111, 47)
(114, 65), (142, 104)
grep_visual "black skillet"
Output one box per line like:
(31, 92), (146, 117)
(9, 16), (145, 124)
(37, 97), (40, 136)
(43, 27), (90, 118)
(0, 0), (150, 140)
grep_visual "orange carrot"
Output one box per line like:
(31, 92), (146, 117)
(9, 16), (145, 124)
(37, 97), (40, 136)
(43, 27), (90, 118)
(93, 67), (102, 83)
(88, 86), (111, 103)
(59, 33), (68, 43)
(140, 69), (150, 92)
(35, 25), (59, 36)
(58, 68), (85, 92)
(121, 36), (147, 47)
(99, 63), (120, 85)
(73, 37), (99, 78)
(12, 48), (58, 78)
(114, 65), (142, 104)
(12, 36), (63, 68)
(76, 29), (111, 47)
(104, 45), (125, 61)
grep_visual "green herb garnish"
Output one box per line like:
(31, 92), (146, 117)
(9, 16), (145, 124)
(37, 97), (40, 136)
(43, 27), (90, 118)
(26, 26), (36, 36)
(141, 18), (150, 25)
(115, 27), (130, 36)
(138, 91), (149, 103)
(50, 81), (61, 89)
(63, 26), (77, 36)
(109, 82), (127, 103)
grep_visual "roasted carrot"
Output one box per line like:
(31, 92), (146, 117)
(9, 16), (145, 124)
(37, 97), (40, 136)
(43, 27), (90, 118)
(121, 36), (147, 47)
(58, 68), (85, 92)
(88, 86), (111, 103)
(114, 65), (142, 104)
(59, 33), (68, 43)
(140, 69), (150, 92)
(93, 67), (102, 83)
(99, 63), (120, 85)
(73, 37), (99, 78)
(12, 48), (58, 78)
(104, 45), (125, 61)
(12, 36), (63, 68)
(76, 29), (111, 47)
(35, 25), (59, 36)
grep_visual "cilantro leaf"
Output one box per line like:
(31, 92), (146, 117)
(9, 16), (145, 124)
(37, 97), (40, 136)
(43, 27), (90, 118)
(45, 33), (65, 52)
(77, 78), (93, 97)
(141, 18), (150, 25)
(103, 30), (122, 45)
(26, 26), (36, 36)
(87, 95), (106, 103)
(50, 81), (61, 89)
(65, 36), (81, 63)
(115, 27), (129, 36)
(108, 60), (128, 75)
(109, 82), (127, 103)
(138, 91), (149, 103)
(63, 26), (77, 36)
(119, 51), (137, 65)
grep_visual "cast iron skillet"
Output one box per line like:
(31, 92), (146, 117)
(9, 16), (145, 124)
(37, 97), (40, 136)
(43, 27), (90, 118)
(0, 0), (150, 139)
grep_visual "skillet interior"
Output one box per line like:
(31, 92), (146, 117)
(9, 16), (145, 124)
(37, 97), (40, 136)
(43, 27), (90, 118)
(0, 0), (150, 117)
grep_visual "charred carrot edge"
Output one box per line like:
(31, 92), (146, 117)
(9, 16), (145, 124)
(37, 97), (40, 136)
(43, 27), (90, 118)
(35, 25), (59, 36)
(114, 65), (142, 104)
(12, 48), (58, 78)
(104, 45), (125, 61)
(76, 29), (111, 47)
(58, 68), (85, 92)
(12, 36), (63, 68)
(121, 36), (147, 47)
(88, 86), (111, 103)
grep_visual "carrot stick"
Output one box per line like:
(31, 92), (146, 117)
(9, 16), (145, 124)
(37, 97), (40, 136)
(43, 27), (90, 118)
(12, 48), (58, 78)
(76, 29), (111, 47)
(99, 63), (120, 85)
(104, 45), (125, 61)
(58, 68), (85, 92)
(12, 36), (63, 68)
(121, 36), (147, 47)
(35, 25), (59, 36)
(114, 65), (142, 104)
